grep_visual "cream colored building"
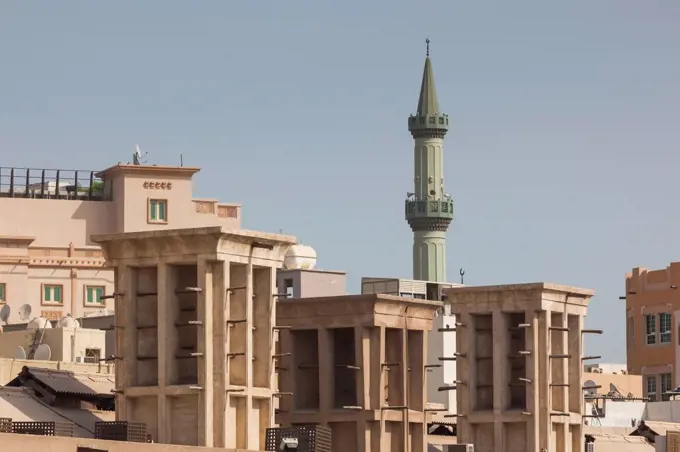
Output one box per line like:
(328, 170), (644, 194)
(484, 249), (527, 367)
(0, 163), (240, 324)
(445, 282), (595, 452)
(93, 226), (295, 449)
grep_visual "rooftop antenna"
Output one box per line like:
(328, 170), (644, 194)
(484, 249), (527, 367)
(459, 268), (465, 285)
(426, 38), (430, 57)
(133, 144), (148, 165)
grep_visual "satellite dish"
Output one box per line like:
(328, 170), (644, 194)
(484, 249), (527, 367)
(13, 346), (26, 360)
(33, 344), (51, 361)
(18, 304), (32, 322)
(0, 305), (10, 324)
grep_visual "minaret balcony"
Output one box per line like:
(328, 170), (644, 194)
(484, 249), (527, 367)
(405, 199), (454, 221)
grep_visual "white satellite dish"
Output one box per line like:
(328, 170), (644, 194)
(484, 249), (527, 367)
(0, 305), (10, 325)
(33, 344), (51, 361)
(18, 304), (32, 322)
(13, 346), (26, 360)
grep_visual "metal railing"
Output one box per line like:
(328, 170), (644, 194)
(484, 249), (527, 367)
(0, 167), (106, 201)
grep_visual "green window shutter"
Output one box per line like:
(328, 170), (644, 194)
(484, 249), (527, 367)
(0, 284), (4, 301)
(159, 201), (166, 220)
(44, 286), (51, 302)
(150, 200), (157, 220)
(54, 286), (62, 302)
(96, 287), (104, 303)
(87, 287), (93, 304)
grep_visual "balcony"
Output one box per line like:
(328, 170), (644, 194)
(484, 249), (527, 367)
(405, 199), (454, 221)
(0, 167), (106, 201)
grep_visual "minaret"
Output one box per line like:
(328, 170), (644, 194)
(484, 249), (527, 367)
(405, 40), (454, 282)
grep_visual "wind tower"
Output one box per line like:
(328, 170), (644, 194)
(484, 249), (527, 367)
(406, 39), (454, 282)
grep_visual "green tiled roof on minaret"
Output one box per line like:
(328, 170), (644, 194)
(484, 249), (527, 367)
(416, 47), (440, 116)
(405, 39), (454, 283)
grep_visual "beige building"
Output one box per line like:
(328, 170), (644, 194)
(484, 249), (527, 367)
(93, 226), (295, 449)
(0, 163), (240, 324)
(445, 282), (595, 452)
(625, 263), (680, 402)
(275, 293), (441, 452)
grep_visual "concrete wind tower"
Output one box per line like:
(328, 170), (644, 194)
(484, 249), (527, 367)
(405, 40), (454, 282)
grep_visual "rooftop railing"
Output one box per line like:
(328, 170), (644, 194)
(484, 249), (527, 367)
(0, 167), (106, 201)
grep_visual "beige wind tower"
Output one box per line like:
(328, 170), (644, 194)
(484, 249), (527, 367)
(93, 226), (295, 449)
(275, 293), (442, 452)
(443, 283), (599, 452)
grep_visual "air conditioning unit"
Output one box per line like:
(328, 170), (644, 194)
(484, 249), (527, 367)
(74, 356), (85, 363)
(446, 445), (474, 452)
(585, 443), (594, 452)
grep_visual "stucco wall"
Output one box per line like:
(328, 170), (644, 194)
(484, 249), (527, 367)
(0, 328), (106, 362)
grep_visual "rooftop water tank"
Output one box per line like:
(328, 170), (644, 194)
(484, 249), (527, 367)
(57, 315), (80, 329)
(283, 244), (317, 270)
(27, 317), (52, 330)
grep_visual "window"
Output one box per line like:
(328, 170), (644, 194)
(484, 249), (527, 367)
(646, 375), (657, 402)
(85, 286), (105, 306)
(283, 279), (294, 298)
(661, 373), (673, 401)
(42, 284), (63, 305)
(645, 314), (657, 345)
(148, 199), (168, 223)
(661, 313), (672, 344)
(0, 283), (5, 302)
(84, 348), (101, 364)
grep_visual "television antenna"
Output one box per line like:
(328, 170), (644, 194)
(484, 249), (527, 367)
(18, 304), (32, 322)
(0, 305), (10, 325)
(133, 144), (148, 165)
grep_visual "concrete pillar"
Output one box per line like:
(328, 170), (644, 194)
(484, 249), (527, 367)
(318, 328), (332, 420)
(156, 262), (169, 443)
(213, 260), (228, 447)
(492, 311), (509, 450)
(537, 310), (551, 451)
(197, 259), (214, 446)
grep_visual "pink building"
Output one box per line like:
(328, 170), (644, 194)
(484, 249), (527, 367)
(0, 163), (241, 323)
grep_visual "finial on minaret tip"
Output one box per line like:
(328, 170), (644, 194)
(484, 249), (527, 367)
(426, 38), (430, 57)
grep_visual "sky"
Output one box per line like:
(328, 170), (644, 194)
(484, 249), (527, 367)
(1, 1), (680, 362)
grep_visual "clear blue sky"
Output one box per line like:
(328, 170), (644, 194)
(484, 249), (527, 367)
(1, 1), (680, 362)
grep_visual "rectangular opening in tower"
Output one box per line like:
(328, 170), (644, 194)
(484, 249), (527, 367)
(253, 267), (272, 389)
(550, 312), (567, 413)
(228, 262), (248, 387)
(171, 264), (199, 386)
(407, 330), (425, 411)
(331, 327), (357, 408)
(385, 328), (404, 407)
(133, 266), (158, 386)
(473, 314), (493, 410)
(291, 329), (319, 410)
(507, 312), (527, 410)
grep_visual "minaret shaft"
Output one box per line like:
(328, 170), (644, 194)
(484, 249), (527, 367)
(405, 47), (453, 283)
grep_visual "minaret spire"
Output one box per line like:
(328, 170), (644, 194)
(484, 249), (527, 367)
(405, 42), (453, 283)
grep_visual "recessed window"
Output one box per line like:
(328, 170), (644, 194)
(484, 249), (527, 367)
(284, 278), (294, 298)
(660, 313), (672, 344)
(148, 199), (168, 223)
(646, 375), (657, 402)
(85, 348), (101, 364)
(0, 283), (5, 303)
(85, 286), (105, 306)
(428, 117), (436, 124)
(438, 117), (444, 124)
(43, 284), (63, 305)
(661, 373), (673, 401)
(645, 314), (657, 345)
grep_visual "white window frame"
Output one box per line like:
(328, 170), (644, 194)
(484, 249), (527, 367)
(660, 313), (672, 344)
(84, 286), (105, 307)
(645, 314), (657, 345)
(646, 375), (657, 402)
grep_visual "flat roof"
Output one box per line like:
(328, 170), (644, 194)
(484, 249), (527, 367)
(279, 268), (346, 276)
(445, 282), (594, 297)
(92, 226), (296, 246)
(95, 163), (201, 178)
(280, 293), (442, 308)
